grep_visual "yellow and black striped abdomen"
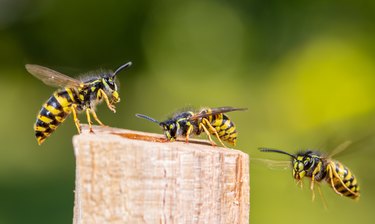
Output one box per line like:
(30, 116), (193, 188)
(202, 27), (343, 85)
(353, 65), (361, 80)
(34, 88), (77, 145)
(328, 161), (360, 199)
(207, 113), (238, 145)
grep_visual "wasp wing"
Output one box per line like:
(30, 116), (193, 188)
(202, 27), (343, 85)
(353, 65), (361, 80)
(327, 140), (353, 158)
(189, 107), (247, 121)
(251, 158), (291, 170)
(26, 64), (81, 88)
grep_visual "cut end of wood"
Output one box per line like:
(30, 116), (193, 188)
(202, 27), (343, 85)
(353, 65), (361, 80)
(73, 125), (250, 224)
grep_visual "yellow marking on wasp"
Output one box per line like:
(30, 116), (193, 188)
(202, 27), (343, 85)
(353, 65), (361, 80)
(55, 116), (63, 122)
(66, 88), (75, 103)
(351, 178), (357, 186)
(345, 170), (352, 180)
(229, 133), (237, 138)
(35, 126), (46, 132)
(112, 91), (119, 99)
(227, 126), (235, 133)
(221, 120), (231, 129)
(63, 107), (72, 113)
(212, 118), (222, 126)
(37, 137), (44, 145)
(220, 134), (229, 140)
(218, 130), (226, 136)
(49, 124), (57, 129)
(53, 93), (70, 106)
(38, 115), (53, 123)
(43, 105), (61, 115)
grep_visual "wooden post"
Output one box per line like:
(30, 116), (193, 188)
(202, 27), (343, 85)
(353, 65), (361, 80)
(72, 125), (250, 224)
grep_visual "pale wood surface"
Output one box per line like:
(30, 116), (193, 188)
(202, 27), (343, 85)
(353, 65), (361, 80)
(72, 125), (250, 224)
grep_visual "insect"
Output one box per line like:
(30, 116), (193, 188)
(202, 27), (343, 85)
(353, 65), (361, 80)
(136, 107), (247, 147)
(26, 62), (132, 145)
(259, 141), (360, 200)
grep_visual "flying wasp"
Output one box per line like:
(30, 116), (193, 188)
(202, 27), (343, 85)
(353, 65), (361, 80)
(136, 107), (247, 147)
(259, 141), (360, 200)
(26, 62), (132, 145)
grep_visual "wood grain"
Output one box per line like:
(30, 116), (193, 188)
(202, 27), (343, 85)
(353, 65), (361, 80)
(73, 125), (250, 224)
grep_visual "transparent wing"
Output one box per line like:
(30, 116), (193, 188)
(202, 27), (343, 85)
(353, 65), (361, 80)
(251, 158), (291, 170)
(189, 106), (247, 121)
(26, 64), (81, 88)
(328, 140), (352, 158)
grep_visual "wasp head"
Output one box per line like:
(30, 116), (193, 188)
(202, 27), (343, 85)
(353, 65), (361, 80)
(292, 151), (316, 180)
(103, 62), (132, 104)
(135, 113), (178, 141)
(102, 77), (120, 104)
(160, 121), (178, 141)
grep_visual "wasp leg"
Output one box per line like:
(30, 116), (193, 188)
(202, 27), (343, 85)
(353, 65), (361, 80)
(327, 164), (344, 196)
(199, 123), (217, 147)
(90, 109), (105, 126)
(296, 179), (303, 189)
(316, 184), (328, 210)
(185, 124), (193, 143)
(72, 105), (81, 134)
(311, 175), (316, 201)
(310, 164), (321, 201)
(98, 89), (116, 113)
(86, 109), (94, 133)
(201, 118), (226, 147)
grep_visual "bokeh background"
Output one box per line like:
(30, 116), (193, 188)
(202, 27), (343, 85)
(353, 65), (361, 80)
(1, 0), (375, 223)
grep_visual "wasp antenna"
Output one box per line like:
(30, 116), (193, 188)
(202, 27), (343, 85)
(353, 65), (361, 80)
(135, 113), (161, 125)
(113, 61), (132, 77)
(259, 147), (297, 159)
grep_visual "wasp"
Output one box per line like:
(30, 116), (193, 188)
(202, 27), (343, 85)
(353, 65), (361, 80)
(136, 107), (247, 147)
(259, 141), (360, 200)
(26, 62), (132, 145)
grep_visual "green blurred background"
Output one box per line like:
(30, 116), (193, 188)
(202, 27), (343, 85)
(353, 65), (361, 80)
(1, 0), (375, 223)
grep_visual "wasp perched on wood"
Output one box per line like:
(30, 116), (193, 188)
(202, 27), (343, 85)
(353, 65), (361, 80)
(136, 107), (247, 147)
(259, 141), (360, 200)
(26, 62), (132, 145)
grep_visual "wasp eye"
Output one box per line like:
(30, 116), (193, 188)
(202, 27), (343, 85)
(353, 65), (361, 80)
(297, 162), (304, 171)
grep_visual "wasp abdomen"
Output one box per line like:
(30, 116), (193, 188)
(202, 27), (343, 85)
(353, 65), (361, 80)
(34, 88), (77, 145)
(329, 161), (360, 199)
(206, 113), (238, 145)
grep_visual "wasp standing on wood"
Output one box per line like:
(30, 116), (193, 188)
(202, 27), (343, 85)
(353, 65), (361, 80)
(26, 62), (132, 145)
(136, 107), (247, 147)
(259, 141), (360, 200)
